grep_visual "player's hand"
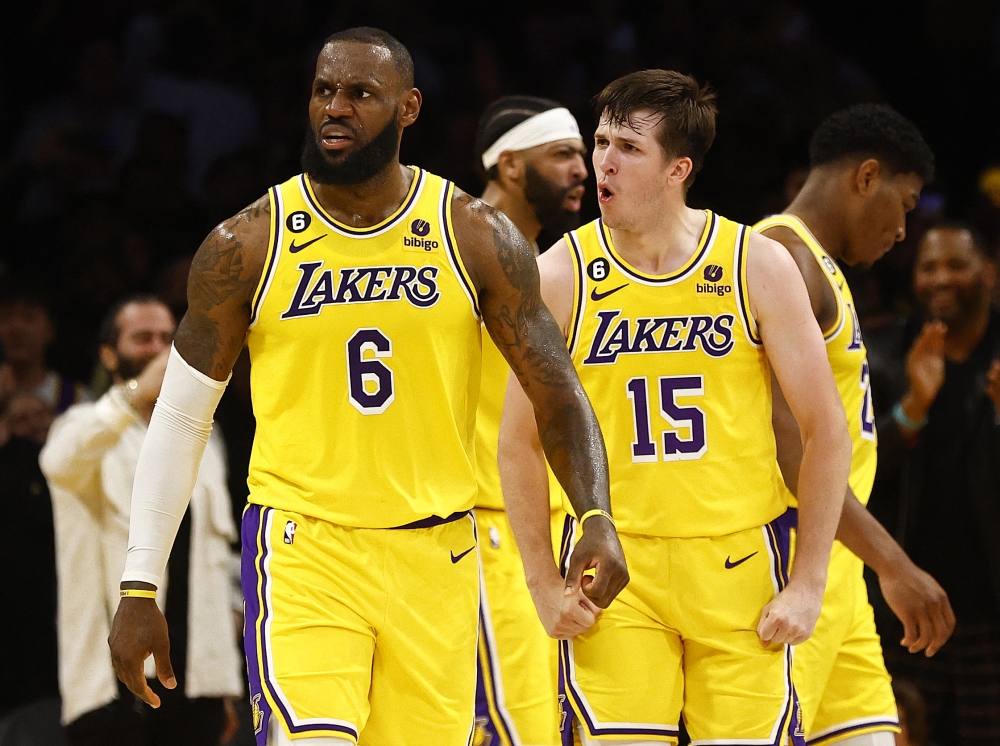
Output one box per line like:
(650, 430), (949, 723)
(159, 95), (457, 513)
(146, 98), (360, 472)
(565, 516), (629, 609)
(903, 321), (947, 420)
(108, 588), (176, 708)
(879, 559), (955, 657)
(530, 569), (603, 639)
(757, 581), (823, 647)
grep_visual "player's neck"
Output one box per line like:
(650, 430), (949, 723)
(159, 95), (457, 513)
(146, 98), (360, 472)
(608, 200), (706, 276)
(308, 162), (415, 229)
(480, 182), (542, 251)
(785, 172), (850, 261)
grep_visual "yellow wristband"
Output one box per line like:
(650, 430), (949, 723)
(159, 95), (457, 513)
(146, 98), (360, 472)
(578, 509), (615, 530)
(120, 589), (157, 600)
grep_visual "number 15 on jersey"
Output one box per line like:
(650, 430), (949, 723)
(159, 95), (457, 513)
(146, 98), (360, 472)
(627, 375), (707, 463)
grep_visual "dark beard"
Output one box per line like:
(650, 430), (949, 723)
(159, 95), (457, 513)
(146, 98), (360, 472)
(115, 351), (155, 380)
(524, 165), (583, 236)
(301, 113), (401, 186)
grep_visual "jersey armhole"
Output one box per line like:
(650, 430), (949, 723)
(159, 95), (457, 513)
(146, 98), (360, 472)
(565, 231), (586, 356)
(441, 181), (481, 319)
(249, 186), (282, 328)
(734, 224), (762, 346)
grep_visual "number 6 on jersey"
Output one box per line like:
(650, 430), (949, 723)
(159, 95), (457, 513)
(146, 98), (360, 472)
(347, 328), (395, 414)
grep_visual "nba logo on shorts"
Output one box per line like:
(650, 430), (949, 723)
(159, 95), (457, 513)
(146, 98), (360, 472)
(284, 521), (297, 545)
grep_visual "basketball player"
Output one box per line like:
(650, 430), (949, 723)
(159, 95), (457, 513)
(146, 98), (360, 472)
(755, 103), (954, 746)
(107, 28), (629, 746)
(500, 69), (851, 745)
(472, 96), (587, 746)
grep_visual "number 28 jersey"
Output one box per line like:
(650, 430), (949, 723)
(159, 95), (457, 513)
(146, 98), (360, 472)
(245, 169), (482, 528)
(560, 214), (786, 538)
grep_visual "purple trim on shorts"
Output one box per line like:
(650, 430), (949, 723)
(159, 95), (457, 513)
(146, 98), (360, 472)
(241, 505), (360, 743)
(807, 719), (901, 745)
(556, 518), (679, 741)
(475, 603), (518, 746)
(241, 504), (272, 746)
(391, 509), (471, 530)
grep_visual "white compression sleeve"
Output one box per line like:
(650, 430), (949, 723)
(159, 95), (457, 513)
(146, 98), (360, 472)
(121, 344), (229, 587)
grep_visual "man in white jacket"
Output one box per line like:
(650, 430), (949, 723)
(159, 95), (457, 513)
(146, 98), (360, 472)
(40, 295), (242, 746)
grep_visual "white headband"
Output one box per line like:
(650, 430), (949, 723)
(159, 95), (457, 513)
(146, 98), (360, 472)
(481, 107), (582, 169)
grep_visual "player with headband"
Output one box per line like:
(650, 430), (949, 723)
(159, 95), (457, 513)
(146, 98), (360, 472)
(472, 96), (588, 746)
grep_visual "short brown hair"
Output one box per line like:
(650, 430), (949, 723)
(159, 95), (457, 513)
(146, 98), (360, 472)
(593, 69), (717, 184)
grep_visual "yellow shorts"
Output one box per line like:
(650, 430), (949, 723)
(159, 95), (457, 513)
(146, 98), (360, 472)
(474, 509), (564, 746)
(241, 504), (480, 745)
(558, 512), (804, 744)
(791, 539), (899, 744)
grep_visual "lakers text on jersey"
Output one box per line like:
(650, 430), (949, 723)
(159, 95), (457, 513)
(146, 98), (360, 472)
(557, 215), (802, 745)
(246, 168), (482, 529)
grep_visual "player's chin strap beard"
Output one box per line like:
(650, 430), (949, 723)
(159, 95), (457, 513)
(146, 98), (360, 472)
(302, 108), (401, 187)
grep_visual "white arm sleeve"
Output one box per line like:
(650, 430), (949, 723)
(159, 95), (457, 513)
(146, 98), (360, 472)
(121, 344), (230, 587)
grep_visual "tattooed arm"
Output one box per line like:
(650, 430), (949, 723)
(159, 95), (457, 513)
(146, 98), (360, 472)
(109, 195), (270, 706)
(452, 191), (628, 628)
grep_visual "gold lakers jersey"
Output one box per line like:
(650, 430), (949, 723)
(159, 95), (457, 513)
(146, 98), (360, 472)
(753, 214), (877, 504)
(246, 168), (482, 527)
(561, 214), (786, 538)
(475, 333), (510, 511)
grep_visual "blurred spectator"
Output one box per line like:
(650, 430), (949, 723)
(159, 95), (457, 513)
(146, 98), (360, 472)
(893, 679), (930, 746)
(40, 295), (241, 746)
(136, 6), (261, 196)
(0, 283), (89, 418)
(0, 382), (63, 745)
(867, 224), (1000, 745)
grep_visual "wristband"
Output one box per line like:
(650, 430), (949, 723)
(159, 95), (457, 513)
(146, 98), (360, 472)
(120, 588), (157, 600)
(892, 401), (927, 431)
(578, 509), (615, 530)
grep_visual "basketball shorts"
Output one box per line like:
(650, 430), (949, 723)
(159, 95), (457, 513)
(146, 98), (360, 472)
(474, 508), (564, 746)
(241, 504), (480, 746)
(790, 536), (899, 744)
(558, 511), (804, 745)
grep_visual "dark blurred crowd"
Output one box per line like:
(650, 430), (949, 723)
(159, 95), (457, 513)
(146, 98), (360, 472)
(2, 1), (1000, 745)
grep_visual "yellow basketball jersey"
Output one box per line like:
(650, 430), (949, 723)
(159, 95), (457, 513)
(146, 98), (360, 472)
(475, 333), (509, 511)
(753, 214), (877, 504)
(246, 169), (482, 527)
(561, 214), (786, 538)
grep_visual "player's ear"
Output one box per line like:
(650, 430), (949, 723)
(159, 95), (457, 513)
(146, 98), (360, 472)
(497, 151), (526, 185)
(666, 156), (693, 188)
(399, 88), (422, 128)
(855, 158), (881, 196)
(99, 344), (119, 376)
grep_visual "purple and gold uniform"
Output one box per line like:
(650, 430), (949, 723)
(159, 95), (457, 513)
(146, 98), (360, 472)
(555, 215), (802, 744)
(755, 214), (900, 744)
(242, 168), (482, 745)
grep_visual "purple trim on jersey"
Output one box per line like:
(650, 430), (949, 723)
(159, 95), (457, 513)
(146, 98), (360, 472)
(250, 186), (282, 326)
(299, 169), (424, 237)
(438, 180), (481, 318)
(241, 505), (360, 743)
(598, 213), (718, 285)
(808, 719), (901, 745)
(734, 224), (762, 345)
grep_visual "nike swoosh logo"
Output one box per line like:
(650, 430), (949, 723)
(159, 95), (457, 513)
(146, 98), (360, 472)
(725, 551), (758, 569)
(289, 234), (327, 253)
(450, 546), (475, 564)
(590, 283), (628, 301)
